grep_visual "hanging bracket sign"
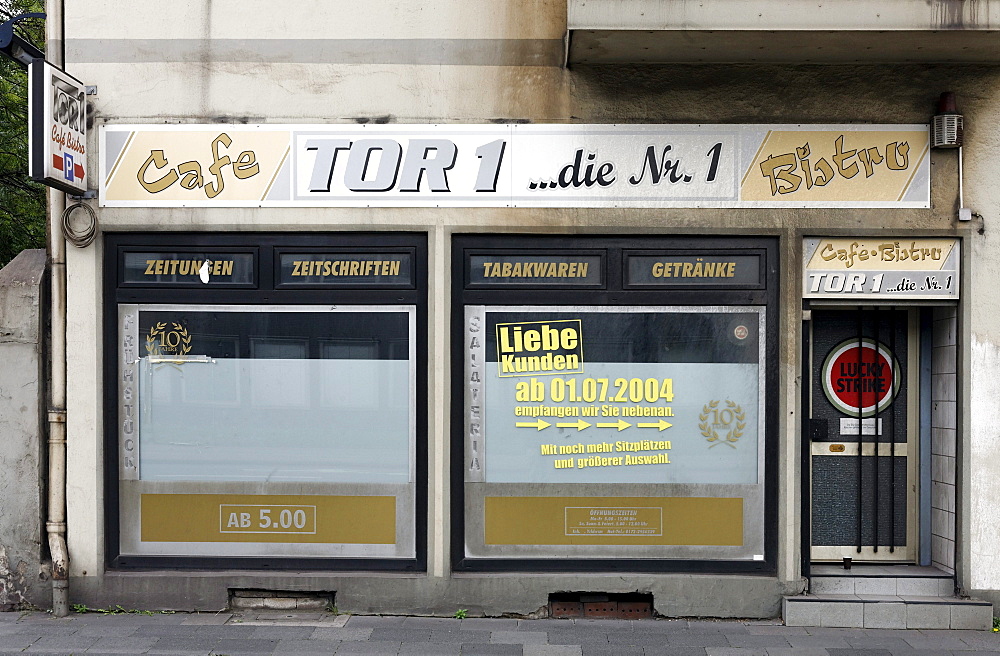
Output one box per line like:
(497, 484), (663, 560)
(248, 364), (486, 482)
(29, 60), (87, 195)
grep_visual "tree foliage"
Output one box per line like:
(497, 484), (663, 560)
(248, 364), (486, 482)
(0, 0), (45, 268)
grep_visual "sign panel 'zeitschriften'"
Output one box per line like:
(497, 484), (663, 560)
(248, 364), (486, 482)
(101, 124), (929, 208)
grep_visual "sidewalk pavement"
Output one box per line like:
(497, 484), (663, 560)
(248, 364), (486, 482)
(1, 609), (999, 655)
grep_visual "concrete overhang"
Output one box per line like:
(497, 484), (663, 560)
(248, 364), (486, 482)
(568, 0), (1000, 63)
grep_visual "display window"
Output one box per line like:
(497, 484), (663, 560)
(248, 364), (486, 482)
(452, 235), (778, 572)
(105, 234), (426, 570)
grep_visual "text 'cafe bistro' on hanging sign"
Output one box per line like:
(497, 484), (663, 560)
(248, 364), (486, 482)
(803, 237), (960, 301)
(99, 124), (930, 208)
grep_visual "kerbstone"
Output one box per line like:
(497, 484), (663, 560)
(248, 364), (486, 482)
(854, 578), (896, 596)
(905, 603), (950, 629)
(863, 602), (906, 629)
(951, 604), (993, 630)
(819, 602), (864, 628)
(783, 599), (822, 627)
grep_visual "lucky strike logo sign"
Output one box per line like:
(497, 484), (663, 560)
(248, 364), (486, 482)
(821, 338), (900, 417)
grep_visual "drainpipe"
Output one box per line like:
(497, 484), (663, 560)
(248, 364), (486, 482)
(47, 192), (69, 617)
(45, 0), (69, 618)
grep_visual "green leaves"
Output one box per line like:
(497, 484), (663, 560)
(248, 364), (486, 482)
(0, 0), (46, 268)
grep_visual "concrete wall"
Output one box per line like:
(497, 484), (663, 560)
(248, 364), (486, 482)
(53, 0), (1000, 615)
(0, 250), (48, 610)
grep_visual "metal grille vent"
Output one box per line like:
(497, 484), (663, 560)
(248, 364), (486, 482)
(932, 114), (963, 148)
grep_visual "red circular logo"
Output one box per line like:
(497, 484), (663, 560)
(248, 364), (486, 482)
(734, 325), (749, 340)
(821, 338), (900, 417)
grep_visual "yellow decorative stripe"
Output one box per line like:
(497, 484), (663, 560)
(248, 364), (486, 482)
(141, 493), (396, 544)
(485, 496), (743, 546)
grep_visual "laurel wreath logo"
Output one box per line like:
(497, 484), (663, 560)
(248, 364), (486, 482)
(145, 322), (192, 357)
(699, 399), (746, 448)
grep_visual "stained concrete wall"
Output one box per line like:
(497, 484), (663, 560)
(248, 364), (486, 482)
(53, 0), (1000, 616)
(0, 249), (48, 610)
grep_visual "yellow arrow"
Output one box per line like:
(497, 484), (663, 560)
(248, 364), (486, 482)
(515, 419), (551, 431)
(637, 420), (673, 431)
(556, 419), (592, 431)
(597, 420), (632, 432)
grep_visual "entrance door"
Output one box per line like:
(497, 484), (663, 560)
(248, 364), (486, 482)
(809, 308), (916, 562)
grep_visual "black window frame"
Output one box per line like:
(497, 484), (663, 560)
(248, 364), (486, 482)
(103, 232), (428, 572)
(450, 233), (779, 574)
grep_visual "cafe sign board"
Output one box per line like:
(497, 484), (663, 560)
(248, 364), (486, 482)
(29, 60), (87, 195)
(101, 124), (930, 208)
(803, 237), (960, 301)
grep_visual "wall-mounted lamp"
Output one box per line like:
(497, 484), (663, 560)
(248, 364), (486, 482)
(0, 13), (44, 69)
(932, 92), (973, 222)
(932, 92), (963, 148)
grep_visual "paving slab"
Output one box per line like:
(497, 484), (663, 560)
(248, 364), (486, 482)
(399, 643), (462, 655)
(463, 618), (521, 630)
(272, 637), (342, 653)
(726, 634), (794, 648)
(23, 634), (100, 652)
(430, 629), (492, 643)
(0, 635), (39, 650)
(491, 630), (548, 644)
(213, 637), (280, 653)
(461, 644), (525, 655)
(640, 647), (713, 656)
(548, 630), (608, 645)
(369, 627), (432, 642)
(84, 635), (159, 652)
(144, 636), (219, 653)
(311, 626), (375, 641)
(705, 648), (768, 656)
(523, 646), (583, 655)
(347, 615), (408, 628)
(579, 647), (644, 656)
(334, 639), (404, 653)
(180, 613), (232, 625)
(762, 648), (831, 656)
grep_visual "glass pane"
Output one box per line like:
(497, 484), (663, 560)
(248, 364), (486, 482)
(136, 310), (412, 483)
(480, 309), (761, 485)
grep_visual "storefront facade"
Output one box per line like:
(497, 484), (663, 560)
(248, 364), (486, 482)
(52, 0), (1000, 619)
